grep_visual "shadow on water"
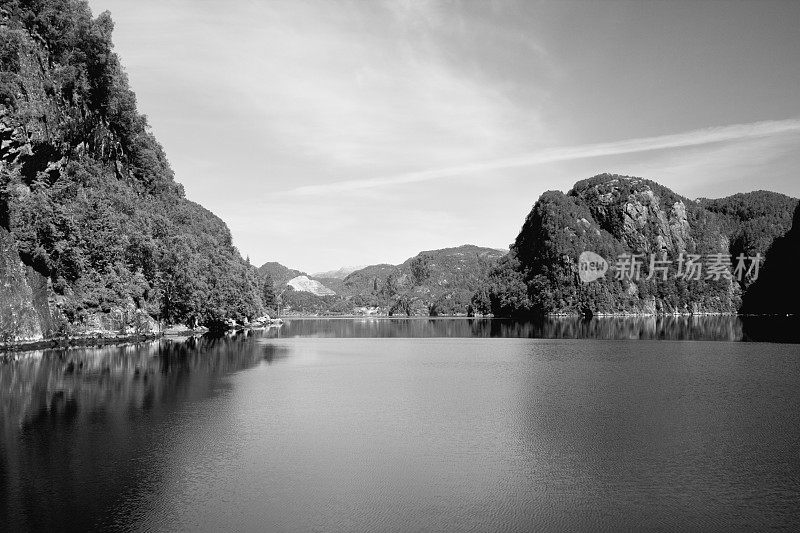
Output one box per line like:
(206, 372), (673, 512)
(740, 315), (800, 343)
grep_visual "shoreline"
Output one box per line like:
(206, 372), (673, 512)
(0, 332), (163, 358)
(3, 313), (795, 357)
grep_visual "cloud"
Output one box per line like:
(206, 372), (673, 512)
(224, 1), (546, 173)
(285, 118), (800, 195)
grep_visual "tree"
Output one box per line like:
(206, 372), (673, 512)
(470, 286), (492, 316)
(410, 254), (431, 285)
(262, 273), (277, 309)
(0, 2), (265, 330)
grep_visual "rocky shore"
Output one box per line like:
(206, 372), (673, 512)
(0, 332), (163, 358)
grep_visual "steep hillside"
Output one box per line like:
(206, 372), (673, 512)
(256, 246), (504, 316)
(311, 276), (345, 294)
(484, 174), (742, 317)
(742, 201), (800, 315)
(700, 191), (797, 280)
(342, 245), (506, 315)
(256, 261), (339, 294)
(0, 1), (264, 341)
(339, 264), (400, 298)
(257, 262), (306, 288)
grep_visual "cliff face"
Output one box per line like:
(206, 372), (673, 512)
(569, 175), (725, 257)
(0, 227), (56, 342)
(1, 227), (160, 344)
(1, 1), (263, 343)
(503, 174), (742, 316)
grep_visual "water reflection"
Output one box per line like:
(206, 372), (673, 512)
(741, 315), (800, 343)
(1, 317), (798, 531)
(0, 332), (287, 531)
(276, 315), (752, 341)
(1, 318), (799, 532)
(273, 315), (800, 343)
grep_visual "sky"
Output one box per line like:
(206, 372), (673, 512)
(85, 0), (800, 273)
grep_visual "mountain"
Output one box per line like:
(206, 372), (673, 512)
(255, 245), (505, 316)
(257, 262), (307, 288)
(700, 191), (797, 264)
(0, 1), (265, 342)
(338, 264), (400, 298)
(287, 275), (336, 296)
(480, 174), (797, 318)
(312, 266), (364, 279)
(341, 245), (506, 315)
(309, 276), (346, 295)
(255, 261), (340, 294)
(741, 200), (800, 315)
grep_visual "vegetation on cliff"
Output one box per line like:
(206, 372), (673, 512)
(0, 0), (264, 334)
(336, 245), (504, 316)
(259, 245), (504, 316)
(700, 191), (797, 289)
(741, 200), (800, 315)
(479, 174), (796, 317)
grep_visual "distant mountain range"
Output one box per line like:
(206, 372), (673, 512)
(257, 244), (506, 315)
(259, 174), (800, 318)
(311, 266), (365, 279)
(255, 175), (800, 318)
(340, 245), (506, 315)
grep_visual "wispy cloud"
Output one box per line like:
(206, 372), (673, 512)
(286, 118), (800, 195)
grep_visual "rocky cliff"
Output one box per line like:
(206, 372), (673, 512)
(1, 1), (263, 344)
(488, 174), (758, 317)
(0, 227), (56, 342)
(286, 275), (336, 296)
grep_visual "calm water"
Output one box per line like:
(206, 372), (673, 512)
(1, 318), (799, 531)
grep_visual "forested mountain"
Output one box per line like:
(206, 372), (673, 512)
(700, 191), (797, 269)
(261, 180), (796, 318)
(1, 1), (793, 340)
(255, 261), (337, 302)
(478, 174), (797, 318)
(339, 245), (505, 315)
(742, 200), (800, 315)
(0, 0), (264, 341)
(310, 276), (346, 294)
(257, 262), (306, 289)
(258, 246), (505, 316)
(338, 264), (398, 297)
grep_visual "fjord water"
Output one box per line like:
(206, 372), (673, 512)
(1, 319), (799, 531)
